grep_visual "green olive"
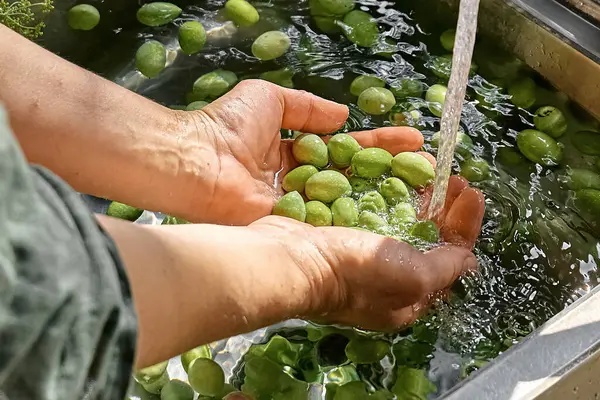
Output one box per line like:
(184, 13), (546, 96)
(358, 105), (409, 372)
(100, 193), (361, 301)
(358, 211), (388, 234)
(181, 345), (212, 373)
(440, 29), (456, 52)
(252, 31), (291, 61)
(391, 152), (435, 188)
(224, 0), (260, 26)
(497, 146), (526, 166)
(305, 170), (352, 203)
(459, 157), (490, 182)
(426, 84), (447, 117)
(137, 2), (182, 27)
(134, 360), (169, 384)
(68, 4), (100, 30)
(357, 87), (396, 115)
(313, 16), (342, 34)
(516, 129), (563, 166)
(315, 0), (355, 15)
(348, 176), (376, 193)
(345, 338), (390, 364)
(379, 177), (410, 205)
(389, 108), (424, 128)
(292, 134), (329, 168)
(334, 382), (369, 400)
(571, 130), (600, 156)
(597, 158), (600, 172)
(193, 70), (238, 100)
(562, 168), (600, 190)
(358, 191), (387, 214)
(305, 201), (333, 226)
(572, 189), (600, 218)
(331, 197), (359, 227)
(342, 10), (379, 48)
(186, 101), (209, 111)
(431, 131), (474, 159)
(428, 54), (477, 81)
(508, 77), (537, 109)
(106, 201), (144, 221)
(327, 134), (361, 167)
(188, 358), (225, 397)
(390, 202), (417, 226)
(351, 148), (393, 178)
(161, 379), (194, 400)
(260, 67), (295, 88)
(272, 191), (306, 222)
(135, 40), (167, 79)
(350, 75), (385, 96)
(178, 21), (207, 55)
(410, 220), (440, 243)
(282, 165), (319, 193)
(389, 78), (424, 99)
(533, 106), (567, 138)
(374, 37), (398, 58)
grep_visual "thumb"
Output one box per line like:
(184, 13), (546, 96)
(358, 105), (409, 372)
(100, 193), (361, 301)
(419, 245), (478, 293)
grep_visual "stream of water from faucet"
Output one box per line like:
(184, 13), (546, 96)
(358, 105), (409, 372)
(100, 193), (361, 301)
(427, 0), (481, 221)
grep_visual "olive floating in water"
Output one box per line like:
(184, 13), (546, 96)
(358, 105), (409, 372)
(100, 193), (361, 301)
(193, 70), (238, 100)
(533, 106), (567, 138)
(516, 129), (563, 167)
(178, 21), (207, 55)
(440, 29), (456, 52)
(135, 40), (167, 79)
(137, 2), (182, 27)
(224, 0), (260, 27)
(426, 84), (447, 117)
(342, 10), (379, 48)
(350, 74), (385, 96)
(357, 87), (396, 115)
(460, 157), (491, 182)
(68, 4), (100, 30)
(252, 31), (291, 61)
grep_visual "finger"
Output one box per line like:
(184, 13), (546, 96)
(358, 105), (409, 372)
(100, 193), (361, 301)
(417, 151), (437, 168)
(278, 85), (349, 133)
(346, 127), (424, 155)
(418, 175), (469, 223)
(419, 245), (478, 292)
(441, 187), (485, 249)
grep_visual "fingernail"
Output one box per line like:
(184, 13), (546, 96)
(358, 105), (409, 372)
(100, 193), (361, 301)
(463, 255), (478, 272)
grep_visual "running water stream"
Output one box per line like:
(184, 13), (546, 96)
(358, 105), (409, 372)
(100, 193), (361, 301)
(427, 0), (481, 220)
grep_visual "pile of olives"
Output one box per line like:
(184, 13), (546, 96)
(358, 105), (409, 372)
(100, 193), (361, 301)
(273, 133), (442, 246)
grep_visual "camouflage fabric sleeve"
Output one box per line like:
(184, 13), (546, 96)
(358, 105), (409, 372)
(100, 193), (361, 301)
(0, 106), (138, 400)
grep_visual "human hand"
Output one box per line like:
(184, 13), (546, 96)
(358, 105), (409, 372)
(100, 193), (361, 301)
(250, 183), (484, 331)
(176, 80), (424, 225)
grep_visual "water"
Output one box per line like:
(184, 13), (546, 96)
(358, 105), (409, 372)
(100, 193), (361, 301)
(427, 0), (479, 221)
(40, 0), (600, 398)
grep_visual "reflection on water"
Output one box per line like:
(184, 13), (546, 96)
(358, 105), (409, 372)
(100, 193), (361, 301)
(45, 0), (600, 397)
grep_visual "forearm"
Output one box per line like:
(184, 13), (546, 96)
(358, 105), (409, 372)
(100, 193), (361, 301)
(0, 24), (212, 218)
(97, 215), (313, 369)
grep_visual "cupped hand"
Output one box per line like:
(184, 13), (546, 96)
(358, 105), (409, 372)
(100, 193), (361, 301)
(181, 79), (424, 225)
(251, 191), (483, 331)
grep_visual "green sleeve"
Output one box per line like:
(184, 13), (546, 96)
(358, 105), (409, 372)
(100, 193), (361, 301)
(0, 106), (138, 399)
